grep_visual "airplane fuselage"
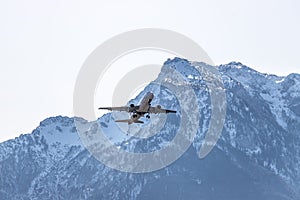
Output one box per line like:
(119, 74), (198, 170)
(129, 92), (154, 124)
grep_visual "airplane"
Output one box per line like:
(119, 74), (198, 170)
(98, 92), (176, 124)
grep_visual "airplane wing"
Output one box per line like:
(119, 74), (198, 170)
(148, 106), (177, 114)
(99, 106), (139, 112)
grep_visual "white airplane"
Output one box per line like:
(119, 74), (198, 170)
(99, 92), (176, 124)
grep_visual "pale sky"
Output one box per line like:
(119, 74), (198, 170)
(1, 0), (299, 142)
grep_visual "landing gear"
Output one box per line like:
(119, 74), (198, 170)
(146, 115), (150, 119)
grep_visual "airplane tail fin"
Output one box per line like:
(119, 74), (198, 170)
(115, 119), (144, 124)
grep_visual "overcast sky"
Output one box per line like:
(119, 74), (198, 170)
(1, 0), (299, 142)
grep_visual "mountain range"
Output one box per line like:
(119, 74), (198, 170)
(1, 57), (300, 200)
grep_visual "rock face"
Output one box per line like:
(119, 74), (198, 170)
(1, 58), (300, 200)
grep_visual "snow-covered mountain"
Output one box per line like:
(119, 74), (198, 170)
(1, 57), (300, 200)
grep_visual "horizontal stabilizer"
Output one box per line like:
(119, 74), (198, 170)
(115, 119), (132, 123)
(165, 109), (177, 113)
(135, 120), (144, 124)
(115, 119), (144, 124)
